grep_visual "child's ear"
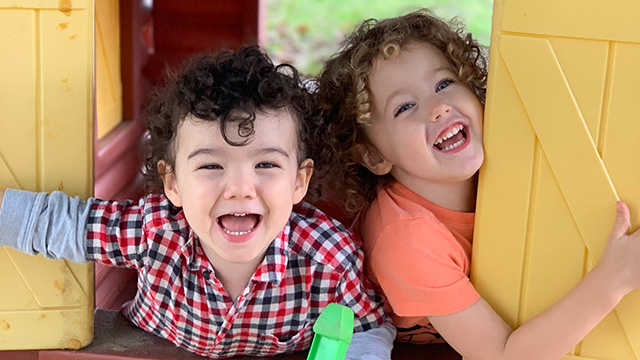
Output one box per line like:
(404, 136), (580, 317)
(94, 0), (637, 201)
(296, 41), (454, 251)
(293, 159), (314, 204)
(158, 160), (182, 207)
(354, 144), (392, 175)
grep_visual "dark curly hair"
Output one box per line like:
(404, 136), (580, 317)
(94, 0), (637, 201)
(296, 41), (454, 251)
(313, 8), (488, 213)
(142, 45), (318, 194)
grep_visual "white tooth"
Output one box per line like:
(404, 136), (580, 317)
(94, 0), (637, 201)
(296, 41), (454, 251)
(444, 130), (454, 140)
(443, 138), (465, 151)
(435, 125), (463, 145)
(436, 125), (467, 151)
(222, 228), (251, 235)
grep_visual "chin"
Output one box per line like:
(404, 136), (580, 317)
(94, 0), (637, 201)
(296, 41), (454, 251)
(225, 252), (261, 265)
(466, 155), (484, 175)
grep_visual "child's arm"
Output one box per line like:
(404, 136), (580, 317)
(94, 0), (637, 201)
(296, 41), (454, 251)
(325, 224), (395, 359)
(336, 266), (396, 360)
(429, 201), (639, 360)
(0, 189), (92, 263)
(309, 303), (396, 360)
(345, 319), (396, 360)
(0, 188), (148, 268)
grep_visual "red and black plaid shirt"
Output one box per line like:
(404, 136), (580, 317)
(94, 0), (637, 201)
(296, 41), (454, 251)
(86, 194), (385, 358)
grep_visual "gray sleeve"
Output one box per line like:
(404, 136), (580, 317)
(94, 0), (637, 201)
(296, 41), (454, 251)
(345, 318), (396, 360)
(0, 188), (94, 263)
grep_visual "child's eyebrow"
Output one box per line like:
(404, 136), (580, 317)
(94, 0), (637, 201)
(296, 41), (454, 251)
(432, 66), (456, 76)
(187, 148), (218, 160)
(383, 89), (405, 113)
(255, 147), (290, 159)
(186, 147), (290, 160)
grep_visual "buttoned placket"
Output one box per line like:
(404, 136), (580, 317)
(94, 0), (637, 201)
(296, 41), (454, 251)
(189, 226), (292, 353)
(182, 236), (234, 351)
(212, 277), (264, 344)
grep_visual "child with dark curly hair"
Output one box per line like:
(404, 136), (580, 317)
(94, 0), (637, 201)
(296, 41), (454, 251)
(314, 9), (640, 360)
(0, 46), (395, 359)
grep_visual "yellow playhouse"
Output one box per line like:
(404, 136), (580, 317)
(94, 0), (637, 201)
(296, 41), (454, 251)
(473, 0), (640, 359)
(0, 0), (95, 350)
(1, 0), (639, 358)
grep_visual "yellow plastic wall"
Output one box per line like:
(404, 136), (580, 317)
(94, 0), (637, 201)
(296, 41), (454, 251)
(0, 0), (94, 350)
(472, 0), (640, 358)
(95, 0), (121, 139)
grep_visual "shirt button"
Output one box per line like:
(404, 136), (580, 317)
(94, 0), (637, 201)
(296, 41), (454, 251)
(202, 269), (211, 280)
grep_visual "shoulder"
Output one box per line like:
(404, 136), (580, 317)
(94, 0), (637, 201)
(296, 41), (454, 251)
(361, 186), (445, 244)
(369, 184), (440, 223)
(288, 202), (363, 274)
(361, 187), (466, 268)
(90, 194), (189, 236)
(140, 194), (188, 231)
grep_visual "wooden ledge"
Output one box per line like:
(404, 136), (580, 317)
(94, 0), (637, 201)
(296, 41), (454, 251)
(0, 309), (460, 360)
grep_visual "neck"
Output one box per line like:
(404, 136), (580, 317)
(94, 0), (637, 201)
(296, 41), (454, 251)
(400, 174), (478, 212)
(200, 245), (264, 302)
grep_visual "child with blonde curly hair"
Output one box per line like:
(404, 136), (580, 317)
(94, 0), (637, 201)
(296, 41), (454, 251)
(315, 9), (640, 360)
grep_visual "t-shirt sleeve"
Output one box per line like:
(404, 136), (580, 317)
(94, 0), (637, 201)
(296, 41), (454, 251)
(369, 217), (480, 317)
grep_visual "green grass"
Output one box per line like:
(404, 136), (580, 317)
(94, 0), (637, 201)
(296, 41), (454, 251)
(265, 0), (493, 75)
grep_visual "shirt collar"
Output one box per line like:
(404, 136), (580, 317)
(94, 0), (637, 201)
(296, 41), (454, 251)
(180, 221), (289, 285)
(180, 227), (201, 271)
(252, 223), (289, 285)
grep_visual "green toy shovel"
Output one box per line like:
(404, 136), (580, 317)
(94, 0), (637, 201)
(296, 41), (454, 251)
(307, 303), (355, 360)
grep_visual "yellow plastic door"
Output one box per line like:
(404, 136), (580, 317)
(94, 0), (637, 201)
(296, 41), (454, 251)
(0, 0), (94, 350)
(95, 0), (122, 139)
(472, 1), (640, 358)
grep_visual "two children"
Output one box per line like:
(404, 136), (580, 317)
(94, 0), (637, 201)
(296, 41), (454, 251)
(0, 46), (394, 358)
(315, 9), (640, 360)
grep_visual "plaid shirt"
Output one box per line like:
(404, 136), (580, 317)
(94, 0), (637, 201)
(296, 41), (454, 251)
(85, 194), (385, 358)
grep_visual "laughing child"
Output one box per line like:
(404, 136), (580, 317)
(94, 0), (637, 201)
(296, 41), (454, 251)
(314, 9), (640, 360)
(0, 46), (395, 359)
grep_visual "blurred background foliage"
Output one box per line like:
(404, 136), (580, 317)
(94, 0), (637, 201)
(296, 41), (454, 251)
(265, 0), (494, 75)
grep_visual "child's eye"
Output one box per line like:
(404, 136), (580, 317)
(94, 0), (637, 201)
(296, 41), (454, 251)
(435, 78), (455, 92)
(394, 102), (415, 117)
(256, 162), (279, 169)
(199, 164), (222, 170)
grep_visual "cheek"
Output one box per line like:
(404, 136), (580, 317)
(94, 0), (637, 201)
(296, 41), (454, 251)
(261, 175), (298, 203)
(365, 127), (391, 152)
(190, 173), (222, 193)
(181, 206), (211, 239)
(473, 115), (484, 140)
(469, 96), (485, 122)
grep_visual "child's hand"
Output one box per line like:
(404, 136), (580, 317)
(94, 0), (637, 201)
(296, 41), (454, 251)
(431, 201), (640, 360)
(596, 201), (640, 298)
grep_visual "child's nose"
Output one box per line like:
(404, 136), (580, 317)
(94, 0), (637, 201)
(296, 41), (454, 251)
(429, 101), (452, 123)
(223, 171), (257, 200)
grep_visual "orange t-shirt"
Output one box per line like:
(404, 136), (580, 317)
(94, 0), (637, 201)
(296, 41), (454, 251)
(356, 181), (480, 344)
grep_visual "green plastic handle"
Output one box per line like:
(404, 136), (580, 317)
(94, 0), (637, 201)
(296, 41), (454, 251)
(307, 303), (355, 360)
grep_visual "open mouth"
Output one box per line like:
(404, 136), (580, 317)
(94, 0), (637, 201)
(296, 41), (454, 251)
(217, 213), (261, 235)
(433, 123), (468, 151)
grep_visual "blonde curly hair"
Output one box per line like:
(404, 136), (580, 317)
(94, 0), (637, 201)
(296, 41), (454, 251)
(313, 8), (488, 213)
